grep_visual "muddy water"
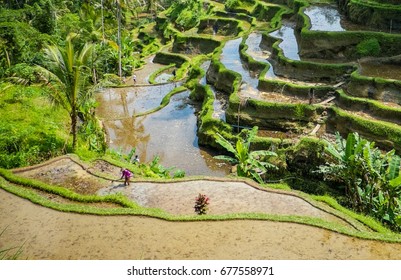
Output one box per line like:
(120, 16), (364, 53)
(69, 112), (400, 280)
(359, 62), (401, 80)
(2, 189), (401, 259)
(97, 88), (229, 176)
(97, 84), (177, 119)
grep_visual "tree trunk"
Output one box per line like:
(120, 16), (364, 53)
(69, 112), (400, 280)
(101, 0), (105, 42)
(117, 2), (122, 78)
(71, 107), (77, 152)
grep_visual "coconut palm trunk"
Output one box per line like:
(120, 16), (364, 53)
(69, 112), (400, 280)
(117, 1), (122, 78)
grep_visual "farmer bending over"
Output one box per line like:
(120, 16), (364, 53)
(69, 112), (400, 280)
(120, 168), (132, 186)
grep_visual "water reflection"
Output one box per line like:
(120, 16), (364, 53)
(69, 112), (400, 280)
(304, 5), (345, 32)
(97, 84), (178, 119)
(304, 5), (398, 33)
(200, 61), (227, 121)
(221, 37), (259, 89)
(246, 32), (276, 78)
(97, 88), (230, 176)
(269, 23), (300, 61)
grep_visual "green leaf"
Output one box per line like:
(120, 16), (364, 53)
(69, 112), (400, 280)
(387, 155), (401, 181)
(250, 150), (277, 158)
(345, 132), (356, 161)
(354, 139), (367, 156)
(389, 175), (401, 187)
(236, 139), (248, 162)
(244, 126), (258, 148)
(249, 169), (264, 184)
(324, 140), (343, 162)
(363, 144), (373, 172)
(213, 155), (238, 164)
(215, 133), (237, 155)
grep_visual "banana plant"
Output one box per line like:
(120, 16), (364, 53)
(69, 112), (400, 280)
(214, 127), (277, 183)
(319, 132), (367, 209)
(319, 132), (401, 231)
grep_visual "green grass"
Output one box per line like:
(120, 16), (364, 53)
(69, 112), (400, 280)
(0, 83), (70, 168)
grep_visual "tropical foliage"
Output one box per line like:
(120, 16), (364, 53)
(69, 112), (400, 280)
(37, 33), (94, 151)
(0, 84), (68, 168)
(165, 0), (205, 30)
(318, 132), (401, 231)
(214, 127), (278, 183)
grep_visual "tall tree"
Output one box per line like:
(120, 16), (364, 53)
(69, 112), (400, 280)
(116, 0), (123, 78)
(38, 33), (94, 151)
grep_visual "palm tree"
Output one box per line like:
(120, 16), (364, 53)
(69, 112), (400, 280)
(38, 33), (94, 151)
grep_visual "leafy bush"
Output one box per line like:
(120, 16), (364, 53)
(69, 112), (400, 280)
(214, 126), (278, 183)
(5, 63), (38, 84)
(356, 38), (381, 57)
(225, 0), (242, 10)
(317, 132), (401, 231)
(166, 0), (204, 30)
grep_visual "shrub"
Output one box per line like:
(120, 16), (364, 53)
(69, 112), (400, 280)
(356, 38), (381, 57)
(5, 63), (38, 84)
(317, 132), (401, 231)
(225, 0), (242, 11)
(194, 193), (210, 215)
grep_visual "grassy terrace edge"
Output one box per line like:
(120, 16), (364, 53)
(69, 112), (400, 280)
(1, 160), (401, 243)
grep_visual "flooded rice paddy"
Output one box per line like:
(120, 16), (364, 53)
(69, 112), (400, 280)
(304, 5), (346, 32)
(2, 188), (401, 259)
(269, 22), (300, 61)
(97, 85), (229, 176)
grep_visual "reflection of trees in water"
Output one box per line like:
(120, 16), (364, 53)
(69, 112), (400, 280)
(105, 115), (150, 158)
(96, 88), (136, 120)
(105, 87), (150, 158)
(321, 7), (337, 25)
(119, 88), (137, 118)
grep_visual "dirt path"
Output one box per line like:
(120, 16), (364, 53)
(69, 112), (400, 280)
(2, 188), (401, 260)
